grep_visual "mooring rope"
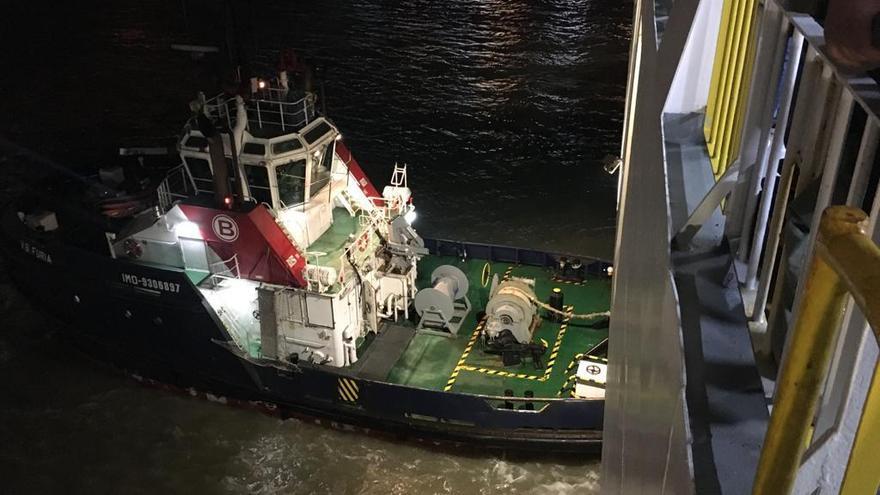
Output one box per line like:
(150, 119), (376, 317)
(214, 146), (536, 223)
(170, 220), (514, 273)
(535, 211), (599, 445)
(529, 296), (611, 320)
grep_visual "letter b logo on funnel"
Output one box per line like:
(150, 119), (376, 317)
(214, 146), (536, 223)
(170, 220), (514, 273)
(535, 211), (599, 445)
(212, 214), (239, 242)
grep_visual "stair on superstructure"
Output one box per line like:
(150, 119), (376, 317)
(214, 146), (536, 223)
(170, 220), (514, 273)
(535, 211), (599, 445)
(338, 188), (360, 217)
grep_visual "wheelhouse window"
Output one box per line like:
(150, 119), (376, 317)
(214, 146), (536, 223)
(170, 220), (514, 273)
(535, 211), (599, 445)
(245, 165), (272, 205)
(309, 143), (333, 198)
(276, 159), (306, 206)
(303, 121), (333, 144)
(272, 138), (303, 155)
(183, 135), (208, 150)
(242, 142), (266, 156)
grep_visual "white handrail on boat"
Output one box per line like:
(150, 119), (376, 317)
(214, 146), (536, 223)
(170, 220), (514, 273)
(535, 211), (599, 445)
(203, 92), (316, 132)
(157, 164), (196, 213)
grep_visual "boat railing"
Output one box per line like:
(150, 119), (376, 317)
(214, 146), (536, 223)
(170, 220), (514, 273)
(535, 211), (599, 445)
(206, 254), (241, 288)
(422, 237), (612, 276)
(204, 92), (316, 134)
(157, 164), (197, 213)
(610, 0), (880, 491)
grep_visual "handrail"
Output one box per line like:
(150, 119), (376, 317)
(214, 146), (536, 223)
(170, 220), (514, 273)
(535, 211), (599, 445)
(208, 253), (241, 281)
(203, 92), (316, 133)
(752, 206), (880, 494)
(156, 164), (195, 213)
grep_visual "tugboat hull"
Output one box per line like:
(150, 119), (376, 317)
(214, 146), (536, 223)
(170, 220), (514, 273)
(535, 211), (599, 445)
(1, 213), (604, 453)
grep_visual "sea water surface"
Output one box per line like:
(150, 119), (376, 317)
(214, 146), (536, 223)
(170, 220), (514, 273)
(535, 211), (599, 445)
(0, 1), (630, 493)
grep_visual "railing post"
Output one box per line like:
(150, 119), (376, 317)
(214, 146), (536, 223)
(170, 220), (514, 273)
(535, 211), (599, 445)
(737, 8), (788, 261)
(303, 98), (309, 126)
(751, 54), (830, 322)
(845, 118), (879, 207)
(279, 101), (285, 131)
(775, 87), (854, 326)
(256, 100), (263, 128)
(744, 30), (804, 290)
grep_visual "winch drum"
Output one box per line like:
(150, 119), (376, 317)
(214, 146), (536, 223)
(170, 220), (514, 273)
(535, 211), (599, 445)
(413, 265), (471, 335)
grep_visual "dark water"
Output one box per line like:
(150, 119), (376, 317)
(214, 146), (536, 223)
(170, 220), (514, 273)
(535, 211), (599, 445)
(0, 1), (630, 493)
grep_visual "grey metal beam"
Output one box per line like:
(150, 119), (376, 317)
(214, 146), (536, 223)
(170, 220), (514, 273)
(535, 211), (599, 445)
(673, 160), (740, 250)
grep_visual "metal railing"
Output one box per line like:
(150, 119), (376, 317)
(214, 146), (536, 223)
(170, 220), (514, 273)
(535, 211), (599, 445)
(752, 206), (880, 495)
(717, 4), (880, 492)
(207, 253), (241, 286)
(204, 92), (316, 133)
(735, 8), (880, 319)
(157, 164), (197, 213)
(611, 0), (880, 491)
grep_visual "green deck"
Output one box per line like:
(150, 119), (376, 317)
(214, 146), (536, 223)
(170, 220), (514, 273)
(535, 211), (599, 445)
(386, 256), (611, 399)
(306, 208), (361, 271)
(279, 206), (611, 399)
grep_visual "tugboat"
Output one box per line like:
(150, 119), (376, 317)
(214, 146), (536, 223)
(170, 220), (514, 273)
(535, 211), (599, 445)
(0, 66), (612, 452)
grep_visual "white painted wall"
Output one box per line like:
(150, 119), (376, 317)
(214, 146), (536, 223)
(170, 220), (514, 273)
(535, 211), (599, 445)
(665, 0), (725, 114)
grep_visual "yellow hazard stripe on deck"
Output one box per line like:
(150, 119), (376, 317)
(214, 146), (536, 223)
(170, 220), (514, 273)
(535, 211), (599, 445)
(458, 365), (545, 381)
(543, 305), (573, 379)
(446, 305), (576, 387)
(444, 319), (486, 391)
(337, 377), (360, 402)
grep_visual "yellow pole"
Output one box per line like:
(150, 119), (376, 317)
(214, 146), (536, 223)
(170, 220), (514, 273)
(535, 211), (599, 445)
(840, 363), (880, 494)
(717, 0), (758, 175)
(712, 0), (748, 172)
(705, 0), (736, 144)
(723, 19), (760, 179)
(751, 207), (867, 495)
(709, 0), (746, 162)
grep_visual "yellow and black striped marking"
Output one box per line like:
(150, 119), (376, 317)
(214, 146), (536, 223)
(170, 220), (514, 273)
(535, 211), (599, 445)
(556, 351), (609, 396)
(449, 304), (576, 385)
(338, 377), (360, 402)
(458, 365), (544, 381)
(444, 319), (486, 392)
(557, 374), (579, 397)
(543, 305), (573, 380)
(502, 265), (514, 281)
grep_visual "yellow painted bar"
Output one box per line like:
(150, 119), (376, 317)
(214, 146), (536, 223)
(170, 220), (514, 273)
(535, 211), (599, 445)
(708, 0), (740, 154)
(752, 207), (880, 494)
(705, 0), (761, 176)
(710, 0), (748, 167)
(825, 208), (880, 495)
(723, 22), (760, 178)
(705, 0), (736, 143)
(841, 363), (880, 494)
(819, 212), (880, 331)
(709, 0), (744, 159)
(717, 0), (759, 175)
